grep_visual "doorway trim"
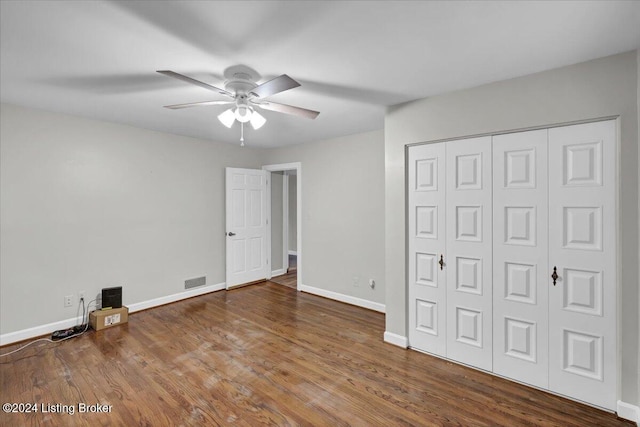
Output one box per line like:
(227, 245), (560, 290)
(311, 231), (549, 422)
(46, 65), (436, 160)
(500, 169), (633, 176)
(262, 162), (302, 291)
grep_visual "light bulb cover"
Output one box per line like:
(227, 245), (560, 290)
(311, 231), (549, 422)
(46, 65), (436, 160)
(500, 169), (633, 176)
(250, 110), (266, 130)
(234, 106), (252, 123)
(218, 108), (235, 128)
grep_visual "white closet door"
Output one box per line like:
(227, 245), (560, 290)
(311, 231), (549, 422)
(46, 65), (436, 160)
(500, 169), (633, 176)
(548, 120), (617, 410)
(446, 136), (493, 371)
(492, 130), (549, 389)
(408, 143), (447, 355)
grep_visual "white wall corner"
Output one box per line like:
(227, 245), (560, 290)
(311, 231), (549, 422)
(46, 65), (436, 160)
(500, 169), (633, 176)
(384, 331), (408, 348)
(617, 400), (640, 424)
(300, 284), (385, 313)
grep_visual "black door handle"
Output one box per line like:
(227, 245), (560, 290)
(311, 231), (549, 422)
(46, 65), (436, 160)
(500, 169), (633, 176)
(227, 232), (236, 236)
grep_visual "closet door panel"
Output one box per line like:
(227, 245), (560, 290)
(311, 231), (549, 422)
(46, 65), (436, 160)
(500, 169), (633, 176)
(446, 136), (493, 371)
(548, 120), (616, 410)
(492, 129), (549, 389)
(408, 143), (447, 355)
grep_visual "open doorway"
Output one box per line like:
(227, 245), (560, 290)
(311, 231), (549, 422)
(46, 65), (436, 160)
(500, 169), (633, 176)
(285, 171), (297, 277)
(263, 163), (301, 291)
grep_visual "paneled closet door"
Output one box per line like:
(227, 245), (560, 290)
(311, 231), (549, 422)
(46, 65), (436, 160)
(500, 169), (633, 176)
(445, 136), (493, 371)
(492, 130), (549, 389)
(408, 143), (447, 355)
(548, 120), (617, 410)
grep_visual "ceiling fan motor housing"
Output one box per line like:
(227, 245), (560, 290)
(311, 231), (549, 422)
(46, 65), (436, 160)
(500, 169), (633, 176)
(225, 73), (257, 96)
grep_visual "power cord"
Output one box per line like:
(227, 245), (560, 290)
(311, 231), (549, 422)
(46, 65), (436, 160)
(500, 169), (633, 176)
(0, 298), (96, 358)
(80, 297), (86, 326)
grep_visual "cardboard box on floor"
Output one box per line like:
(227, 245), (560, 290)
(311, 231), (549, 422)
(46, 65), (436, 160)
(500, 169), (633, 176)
(89, 306), (129, 331)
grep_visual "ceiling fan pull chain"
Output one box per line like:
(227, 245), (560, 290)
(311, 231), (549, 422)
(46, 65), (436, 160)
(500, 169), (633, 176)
(240, 122), (245, 147)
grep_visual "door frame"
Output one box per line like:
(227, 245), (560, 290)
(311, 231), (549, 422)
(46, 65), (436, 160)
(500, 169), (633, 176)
(263, 162), (302, 291)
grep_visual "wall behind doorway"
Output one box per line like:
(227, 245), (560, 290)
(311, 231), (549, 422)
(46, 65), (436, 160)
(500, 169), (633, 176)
(271, 171), (284, 274)
(288, 173), (297, 254)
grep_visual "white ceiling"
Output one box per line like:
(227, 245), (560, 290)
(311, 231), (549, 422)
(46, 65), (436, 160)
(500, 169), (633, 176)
(1, 1), (639, 148)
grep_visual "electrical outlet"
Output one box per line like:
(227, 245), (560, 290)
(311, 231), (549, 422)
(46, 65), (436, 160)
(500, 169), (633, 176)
(79, 291), (86, 301)
(369, 279), (375, 289)
(352, 276), (359, 287)
(64, 295), (73, 307)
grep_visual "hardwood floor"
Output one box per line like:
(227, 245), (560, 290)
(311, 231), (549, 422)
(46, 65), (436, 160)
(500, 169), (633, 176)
(0, 283), (631, 426)
(269, 269), (297, 289)
(270, 255), (297, 289)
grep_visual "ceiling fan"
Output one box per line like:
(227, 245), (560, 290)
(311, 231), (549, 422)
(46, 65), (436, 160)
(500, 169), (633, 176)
(157, 68), (320, 145)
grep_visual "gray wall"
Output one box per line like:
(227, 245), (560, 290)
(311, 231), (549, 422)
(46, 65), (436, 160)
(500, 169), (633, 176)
(0, 104), (387, 337)
(288, 173), (297, 252)
(384, 51), (639, 405)
(263, 130), (385, 304)
(0, 104), (264, 334)
(271, 171), (284, 272)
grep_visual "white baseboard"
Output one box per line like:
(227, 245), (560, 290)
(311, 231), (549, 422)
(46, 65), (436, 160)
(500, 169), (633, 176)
(271, 268), (285, 278)
(617, 400), (640, 424)
(288, 250), (297, 256)
(300, 284), (385, 313)
(0, 282), (226, 346)
(127, 282), (225, 313)
(0, 315), (85, 346)
(384, 331), (408, 348)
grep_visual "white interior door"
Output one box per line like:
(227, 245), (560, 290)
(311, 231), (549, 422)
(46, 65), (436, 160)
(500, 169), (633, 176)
(548, 120), (617, 410)
(492, 129), (549, 389)
(445, 136), (493, 371)
(225, 168), (269, 289)
(408, 142), (447, 356)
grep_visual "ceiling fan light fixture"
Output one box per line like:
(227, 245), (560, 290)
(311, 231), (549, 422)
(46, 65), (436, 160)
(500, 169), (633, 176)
(217, 108), (235, 128)
(250, 110), (266, 130)
(234, 106), (252, 123)
(159, 68), (319, 145)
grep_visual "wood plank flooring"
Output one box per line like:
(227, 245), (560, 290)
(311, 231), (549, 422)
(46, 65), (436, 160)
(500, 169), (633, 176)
(270, 255), (297, 289)
(269, 269), (297, 289)
(0, 283), (631, 426)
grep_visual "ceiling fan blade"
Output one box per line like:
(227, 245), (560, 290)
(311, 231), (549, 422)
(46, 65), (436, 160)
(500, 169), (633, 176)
(157, 70), (233, 97)
(258, 101), (319, 119)
(250, 74), (300, 98)
(163, 100), (234, 110)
